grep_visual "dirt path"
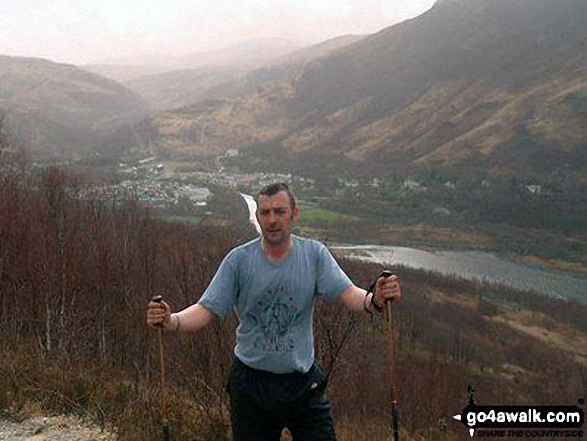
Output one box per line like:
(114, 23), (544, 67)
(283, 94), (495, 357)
(0, 416), (115, 441)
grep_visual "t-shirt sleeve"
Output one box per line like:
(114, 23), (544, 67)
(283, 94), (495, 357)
(316, 243), (353, 303)
(197, 254), (238, 319)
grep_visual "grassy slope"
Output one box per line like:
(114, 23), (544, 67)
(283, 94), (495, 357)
(2, 263), (585, 440)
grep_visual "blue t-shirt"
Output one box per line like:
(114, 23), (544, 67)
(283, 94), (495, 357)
(198, 235), (352, 374)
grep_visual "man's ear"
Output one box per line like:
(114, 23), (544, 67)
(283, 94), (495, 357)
(291, 207), (300, 222)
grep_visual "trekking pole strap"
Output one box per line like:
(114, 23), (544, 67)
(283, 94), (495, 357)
(364, 270), (393, 313)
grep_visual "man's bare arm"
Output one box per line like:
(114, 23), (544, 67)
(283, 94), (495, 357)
(147, 300), (216, 332)
(339, 274), (401, 313)
(340, 284), (371, 312)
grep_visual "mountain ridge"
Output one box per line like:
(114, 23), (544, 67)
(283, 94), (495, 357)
(0, 55), (149, 155)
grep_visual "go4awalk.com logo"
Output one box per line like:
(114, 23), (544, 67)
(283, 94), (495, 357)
(453, 387), (585, 438)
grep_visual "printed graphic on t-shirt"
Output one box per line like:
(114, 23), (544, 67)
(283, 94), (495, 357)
(246, 284), (300, 353)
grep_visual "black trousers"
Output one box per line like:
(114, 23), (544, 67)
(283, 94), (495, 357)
(227, 358), (337, 441)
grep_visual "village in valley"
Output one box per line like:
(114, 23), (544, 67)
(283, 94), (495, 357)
(95, 152), (549, 217)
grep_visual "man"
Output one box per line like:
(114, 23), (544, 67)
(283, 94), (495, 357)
(147, 182), (401, 440)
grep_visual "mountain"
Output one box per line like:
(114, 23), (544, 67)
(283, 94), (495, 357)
(294, 0), (586, 117)
(289, 0), (587, 177)
(109, 36), (365, 112)
(147, 0), (586, 183)
(146, 36), (369, 151)
(198, 34), (367, 101)
(81, 38), (318, 113)
(0, 56), (149, 156)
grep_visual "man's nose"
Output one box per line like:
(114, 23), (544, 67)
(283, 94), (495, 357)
(268, 211), (279, 223)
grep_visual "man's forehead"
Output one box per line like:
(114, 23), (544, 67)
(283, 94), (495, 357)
(258, 191), (290, 208)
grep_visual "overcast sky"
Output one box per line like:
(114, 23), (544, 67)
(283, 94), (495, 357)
(0, 0), (436, 65)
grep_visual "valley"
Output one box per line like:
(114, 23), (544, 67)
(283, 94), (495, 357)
(71, 155), (585, 275)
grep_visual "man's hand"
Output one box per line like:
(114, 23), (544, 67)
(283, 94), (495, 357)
(374, 274), (401, 309)
(147, 298), (173, 330)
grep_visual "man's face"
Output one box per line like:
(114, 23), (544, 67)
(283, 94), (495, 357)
(256, 190), (299, 247)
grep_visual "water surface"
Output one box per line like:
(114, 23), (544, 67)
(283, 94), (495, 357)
(333, 245), (586, 303)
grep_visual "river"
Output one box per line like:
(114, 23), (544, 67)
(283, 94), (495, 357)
(239, 194), (586, 303)
(331, 245), (586, 303)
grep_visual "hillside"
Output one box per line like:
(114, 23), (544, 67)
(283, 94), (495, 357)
(293, 0), (586, 116)
(0, 166), (585, 440)
(123, 68), (243, 111)
(289, 0), (587, 179)
(144, 36), (368, 157)
(145, 0), (587, 183)
(0, 56), (149, 156)
(154, 83), (295, 157)
(199, 34), (367, 101)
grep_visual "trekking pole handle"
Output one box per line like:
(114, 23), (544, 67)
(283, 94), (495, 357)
(152, 295), (165, 328)
(367, 269), (393, 293)
(381, 269), (393, 279)
(365, 269), (394, 313)
(380, 269), (394, 304)
(379, 269), (396, 323)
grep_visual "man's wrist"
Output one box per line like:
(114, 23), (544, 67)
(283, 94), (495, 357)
(370, 292), (383, 312)
(168, 313), (181, 332)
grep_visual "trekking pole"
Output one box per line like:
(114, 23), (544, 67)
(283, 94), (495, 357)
(152, 295), (171, 441)
(381, 270), (400, 441)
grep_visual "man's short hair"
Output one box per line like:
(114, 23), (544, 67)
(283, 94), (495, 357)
(258, 182), (296, 211)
